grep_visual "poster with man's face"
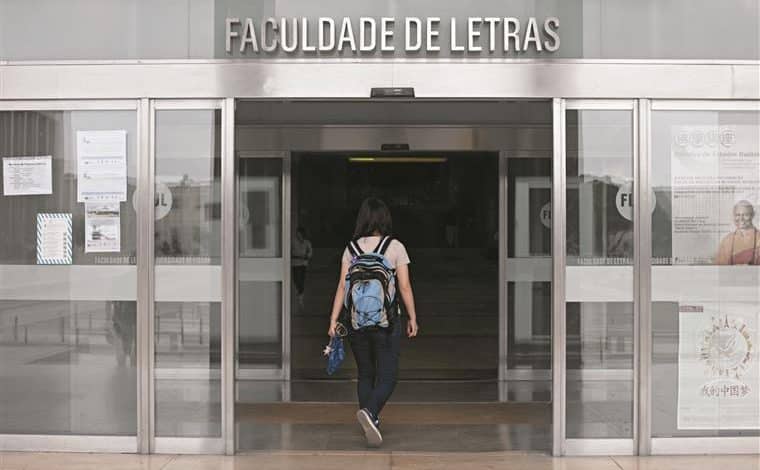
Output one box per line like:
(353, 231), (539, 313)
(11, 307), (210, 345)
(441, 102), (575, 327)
(670, 125), (760, 265)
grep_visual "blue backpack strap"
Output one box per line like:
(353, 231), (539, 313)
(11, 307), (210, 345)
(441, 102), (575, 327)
(347, 239), (363, 258)
(378, 236), (399, 322)
(374, 236), (393, 255)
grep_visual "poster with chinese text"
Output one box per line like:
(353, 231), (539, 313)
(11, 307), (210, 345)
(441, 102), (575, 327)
(678, 302), (759, 429)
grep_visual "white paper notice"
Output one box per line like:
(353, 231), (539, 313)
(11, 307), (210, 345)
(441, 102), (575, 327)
(678, 303), (760, 430)
(3, 156), (53, 196)
(36, 213), (72, 265)
(85, 203), (121, 253)
(77, 130), (127, 203)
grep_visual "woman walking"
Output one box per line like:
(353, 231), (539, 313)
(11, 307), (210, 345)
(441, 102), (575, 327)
(328, 197), (419, 447)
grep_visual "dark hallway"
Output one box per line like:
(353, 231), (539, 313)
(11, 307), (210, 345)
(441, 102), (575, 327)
(290, 152), (500, 390)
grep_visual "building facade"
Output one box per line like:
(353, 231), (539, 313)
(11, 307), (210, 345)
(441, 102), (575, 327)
(0, 0), (759, 457)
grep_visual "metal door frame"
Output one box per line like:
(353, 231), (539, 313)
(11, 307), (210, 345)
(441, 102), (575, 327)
(552, 98), (566, 457)
(498, 151), (509, 386)
(0, 99), (141, 453)
(234, 149), (291, 385)
(237, 110), (554, 397)
(1, 97), (756, 457)
(644, 99), (760, 456)
(553, 98), (640, 456)
(499, 150), (555, 402)
(149, 99), (229, 455)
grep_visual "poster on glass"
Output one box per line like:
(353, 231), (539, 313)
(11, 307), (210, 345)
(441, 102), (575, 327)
(36, 213), (72, 265)
(670, 125), (760, 265)
(3, 155), (53, 196)
(77, 130), (127, 203)
(678, 302), (759, 430)
(85, 203), (121, 253)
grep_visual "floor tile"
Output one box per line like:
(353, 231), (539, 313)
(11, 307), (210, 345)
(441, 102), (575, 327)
(0, 451), (26, 469)
(613, 455), (760, 470)
(550, 457), (624, 470)
(0, 452), (172, 470)
(390, 453), (621, 470)
(166, 453), (391, 470)
(238, 423), (333, 451)
(2, 452), (759, 470)
(159, 455), (235, 470)
(239, 421), (552, 453)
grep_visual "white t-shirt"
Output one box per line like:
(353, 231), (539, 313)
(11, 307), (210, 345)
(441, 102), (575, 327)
(341, 236), (411, 269)
(292, 237), (312, 267)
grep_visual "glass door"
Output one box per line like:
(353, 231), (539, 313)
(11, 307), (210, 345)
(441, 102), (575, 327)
(234, 150), (288, 450)
(236, 151), (288, 380)
(647, 101), (760, 454)
(150, 100), (228, 453)
(0, 101), (140, 452)
(555, 100), (638, 455)
(501, 144), (553, 402)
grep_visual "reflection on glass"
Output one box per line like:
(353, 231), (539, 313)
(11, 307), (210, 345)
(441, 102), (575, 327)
(154, 109), (222, 438)
(0, 110), (138, 435)
(239, 159), (282, 258)
(237, 158), (283, 370)
(651, 110), (760, 438)
(507, 158), (552, 374)
(154, 302), (221, 437)
(565, 109), (634, 439)
(238, 281), (282, 368)
(154, 110), (221, 264)
(566, 110), (634, 265)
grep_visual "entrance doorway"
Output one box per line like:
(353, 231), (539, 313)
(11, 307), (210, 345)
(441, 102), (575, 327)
(234, 100), (553, 452)
(291, 151), (499, 393)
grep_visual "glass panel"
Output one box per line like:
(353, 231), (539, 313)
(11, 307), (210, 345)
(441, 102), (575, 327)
(506, 154), (552, 402)
(239, 158), (283, 259)
(154, 109), (222, 438)
(237, 158), (283, 371)
(0, 109), (137, 435)
(565, 109), (634, 439)
(651, 109), (760, 438)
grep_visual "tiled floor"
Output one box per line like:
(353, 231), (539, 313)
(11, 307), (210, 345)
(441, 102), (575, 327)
(237, 402), (552, 452)
(2, 452), (760, 470)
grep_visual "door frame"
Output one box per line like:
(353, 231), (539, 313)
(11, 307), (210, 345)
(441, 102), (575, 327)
(287, 149), (509, 388)
(234, 107), (552, 452)
(499, 152), (555, 403)
(644, 99), (760, 456)
(0, 99), (141, 454)
(149, 98), (229, 455)
(234, 150), (291, 385)
(553, 98), (640, 456)
(499, 151), (508, 386)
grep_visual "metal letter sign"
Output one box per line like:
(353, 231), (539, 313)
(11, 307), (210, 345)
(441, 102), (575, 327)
(225, 16), (560, 55)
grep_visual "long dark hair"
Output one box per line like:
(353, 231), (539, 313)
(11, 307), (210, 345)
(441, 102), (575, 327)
(353, 198), (392, 238)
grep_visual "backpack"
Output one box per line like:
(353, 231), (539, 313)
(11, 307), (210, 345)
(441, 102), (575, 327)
(343, 236), (398, 330)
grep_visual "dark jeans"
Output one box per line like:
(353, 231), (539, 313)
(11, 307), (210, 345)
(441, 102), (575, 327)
(348, 319), (402, 419)
(292, 266), (306, 295)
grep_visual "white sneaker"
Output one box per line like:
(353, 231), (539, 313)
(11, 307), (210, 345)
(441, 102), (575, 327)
(356, 408), (382, 447)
